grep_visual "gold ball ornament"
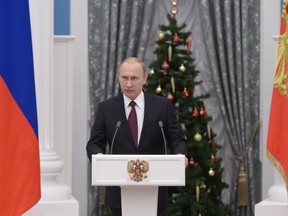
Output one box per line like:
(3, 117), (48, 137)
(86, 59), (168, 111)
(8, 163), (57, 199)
(194, 132), (202, 141)
(150, 68), (155, 75)
(156, 85), (162, 93)
(179, 63), (186, 72)
(208, 168), (215, 176)
(158, 31), (165, 40)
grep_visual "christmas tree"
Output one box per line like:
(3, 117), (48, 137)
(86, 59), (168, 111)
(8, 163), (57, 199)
(144, 4), (233, 216)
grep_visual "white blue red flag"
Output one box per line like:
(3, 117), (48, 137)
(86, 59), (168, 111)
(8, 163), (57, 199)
(0, 0), (41, 215)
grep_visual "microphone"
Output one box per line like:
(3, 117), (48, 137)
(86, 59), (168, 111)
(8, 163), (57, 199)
(110, 121), (121, 154)
(159, 121), (167, 155)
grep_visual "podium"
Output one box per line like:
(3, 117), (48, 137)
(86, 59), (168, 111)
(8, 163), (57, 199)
(92, 154), (185, 216)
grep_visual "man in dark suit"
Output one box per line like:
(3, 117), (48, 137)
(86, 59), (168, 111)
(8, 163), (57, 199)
(86, 57), (188, 216)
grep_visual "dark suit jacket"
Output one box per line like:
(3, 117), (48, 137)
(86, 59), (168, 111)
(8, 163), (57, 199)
(87, 91), (187, 208)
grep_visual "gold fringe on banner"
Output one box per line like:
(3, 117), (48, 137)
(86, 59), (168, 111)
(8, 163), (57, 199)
(267, 151), (288, 191)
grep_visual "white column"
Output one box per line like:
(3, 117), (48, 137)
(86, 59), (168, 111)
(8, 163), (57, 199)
(24, 0), (78, 215)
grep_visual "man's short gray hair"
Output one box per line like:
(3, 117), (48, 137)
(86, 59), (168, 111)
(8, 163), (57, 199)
(118, 57), (148, 75)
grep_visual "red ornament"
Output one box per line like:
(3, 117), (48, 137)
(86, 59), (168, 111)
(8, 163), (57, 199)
(189, 158), (196, 167)
(199, 108), (206, 116)
(162, 58), (169, 74)
(173, 33), (179, 43)
(211, 139), (216, 148)
(192, 107), (198, 118)
(211, 154), (216, 163)
(167, 92), (174, 100)
(187, 38), (192, 54)
(183, 87), (189, 97)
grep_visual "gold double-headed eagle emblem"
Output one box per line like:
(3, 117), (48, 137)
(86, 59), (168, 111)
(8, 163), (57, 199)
(274, 2), (288, 95)
(127, 159), (149, 182)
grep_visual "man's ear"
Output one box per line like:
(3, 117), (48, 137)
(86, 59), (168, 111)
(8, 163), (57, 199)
(143, 73), (148, 83)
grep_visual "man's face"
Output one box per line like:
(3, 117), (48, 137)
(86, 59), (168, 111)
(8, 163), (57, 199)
(118, 61), (147, 100)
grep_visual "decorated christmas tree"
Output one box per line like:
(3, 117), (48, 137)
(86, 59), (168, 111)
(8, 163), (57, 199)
(144, 3), (233, 216)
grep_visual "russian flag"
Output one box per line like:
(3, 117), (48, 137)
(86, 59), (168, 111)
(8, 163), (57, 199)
(0, 1), (41, 215)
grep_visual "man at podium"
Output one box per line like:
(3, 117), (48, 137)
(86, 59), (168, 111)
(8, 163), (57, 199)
(87, 57), (188, 216)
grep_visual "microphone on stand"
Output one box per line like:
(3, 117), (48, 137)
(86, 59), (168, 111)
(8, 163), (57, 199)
(110, 121), (121, 154)
(158, 121), (167, 155)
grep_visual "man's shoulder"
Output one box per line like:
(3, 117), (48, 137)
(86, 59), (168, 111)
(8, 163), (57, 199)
(144, 91), (170, 103)
(100, 94), (122, 106)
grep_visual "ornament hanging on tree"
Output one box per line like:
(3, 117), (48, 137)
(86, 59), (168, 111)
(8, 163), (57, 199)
(196, 185), (200, 202)
(187, 38), (192, 54)
(200, 182), (206, 189)
(150, 68), (155, 75)
(183, 87), (189, 97)
(162, 58), (169, 75)
(179, 63), (186, 72)
(211, 138), (216, 148)
(194, 132), (202, 141)
(199, 107), (206, 116)
(192, 107), (198, 118)
(156, 85), (162, 93)
(158, 31), (165, 40)
(171, 76), (175, 93)
(173, 33), (179, 43)
(167, 92), (174, 100)
(211, 154), (216, 163)
(209, 168), (215, 176)
(207, 124), (211, 139)
(168, 45), (172, 62)
(189, 158), (196, 167)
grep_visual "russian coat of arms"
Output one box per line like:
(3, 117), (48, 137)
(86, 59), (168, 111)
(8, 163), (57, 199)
(127, 159), (149, 182)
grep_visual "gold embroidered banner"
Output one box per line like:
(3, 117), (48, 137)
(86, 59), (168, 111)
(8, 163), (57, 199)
(267, 0), (288, 190)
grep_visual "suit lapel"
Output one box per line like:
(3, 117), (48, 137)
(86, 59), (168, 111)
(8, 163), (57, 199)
(139, 92), (155, 146)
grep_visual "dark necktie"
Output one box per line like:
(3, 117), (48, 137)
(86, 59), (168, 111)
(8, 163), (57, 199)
(128, 101), (138, 146)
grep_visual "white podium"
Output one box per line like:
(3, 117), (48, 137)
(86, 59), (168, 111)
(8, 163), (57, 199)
(92, 154), (185, 216)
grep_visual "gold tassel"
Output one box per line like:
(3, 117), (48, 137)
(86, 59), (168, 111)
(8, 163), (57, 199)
(237, 162), (249, 206)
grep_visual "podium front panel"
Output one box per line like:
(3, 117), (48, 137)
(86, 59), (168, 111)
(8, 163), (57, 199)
(91, 154), (185, 186)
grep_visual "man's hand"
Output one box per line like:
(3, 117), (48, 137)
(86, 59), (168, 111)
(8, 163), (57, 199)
(185, 157), (188, 168)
